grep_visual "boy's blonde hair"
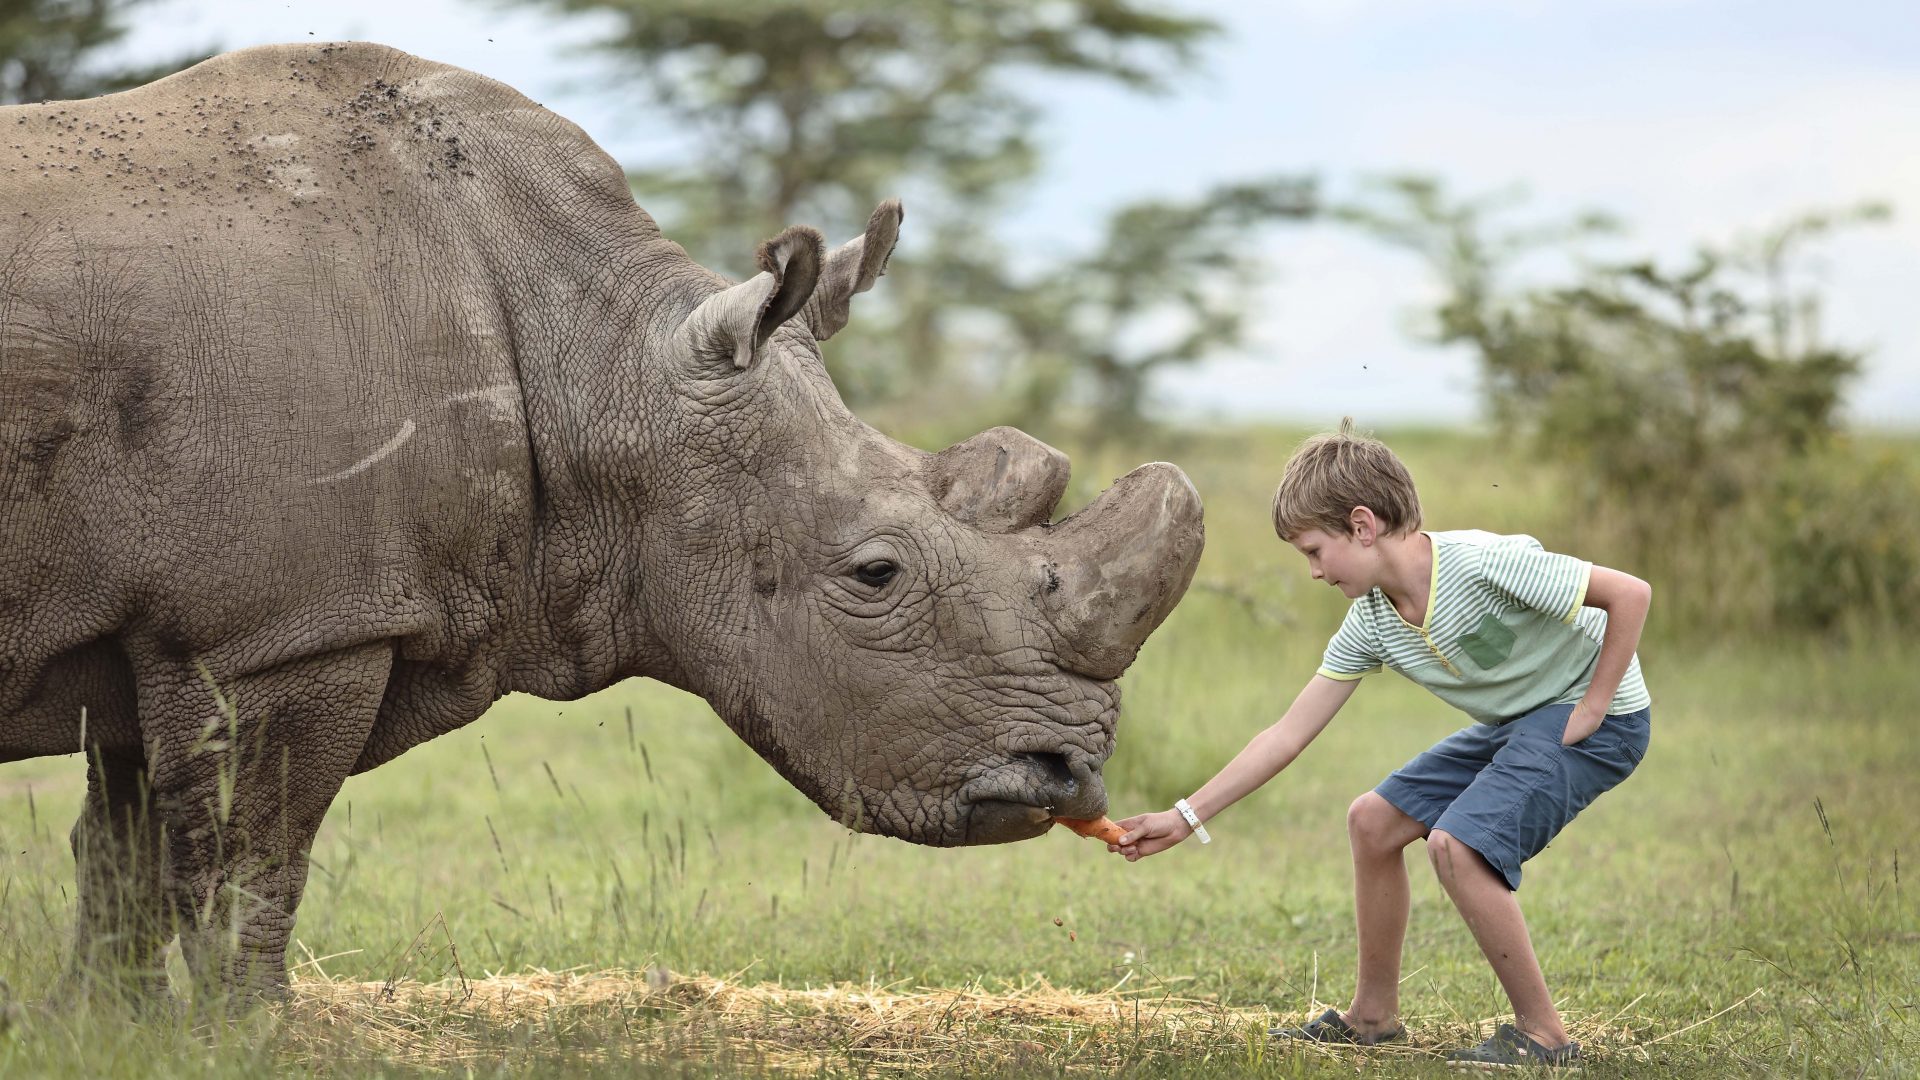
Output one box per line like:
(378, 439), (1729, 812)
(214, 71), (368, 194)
(1271, 417), (1423, 540)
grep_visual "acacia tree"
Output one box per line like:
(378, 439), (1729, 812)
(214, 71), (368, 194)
(515, 0), (1217, 264)
(1, 0), (210, 105)
(502, 0), (1303, 425)
(971, 177), (1318, 439)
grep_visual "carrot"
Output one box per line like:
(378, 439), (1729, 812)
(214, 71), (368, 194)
(1054, 815), (1127, 845)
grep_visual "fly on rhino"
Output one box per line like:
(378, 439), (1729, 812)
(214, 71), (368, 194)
(0, 40), (1203, 1006)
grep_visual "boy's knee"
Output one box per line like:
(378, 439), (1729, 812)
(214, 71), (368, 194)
(1347, 792), (1415, 854)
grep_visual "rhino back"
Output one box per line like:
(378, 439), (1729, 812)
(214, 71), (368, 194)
(1, 43), (651, 735)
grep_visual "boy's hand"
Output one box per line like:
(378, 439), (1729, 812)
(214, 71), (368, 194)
(1562, 703), (1604, 746)
(1108, 810), (1192, 861)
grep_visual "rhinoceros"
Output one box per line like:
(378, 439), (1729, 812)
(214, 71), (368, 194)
(0, 43), (1203, 1002)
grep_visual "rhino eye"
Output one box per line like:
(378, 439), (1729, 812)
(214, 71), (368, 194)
(853, 560), (898, 588)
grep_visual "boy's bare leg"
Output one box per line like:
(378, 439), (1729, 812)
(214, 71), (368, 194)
(1343, 793), (1427, 1034)
(1427, 829), (1571, 1047)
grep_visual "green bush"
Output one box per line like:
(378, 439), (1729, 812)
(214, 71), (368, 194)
(1765, 445), (1920, 631)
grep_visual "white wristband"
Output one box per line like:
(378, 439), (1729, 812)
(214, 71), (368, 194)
(1174, 798), (1211, 844)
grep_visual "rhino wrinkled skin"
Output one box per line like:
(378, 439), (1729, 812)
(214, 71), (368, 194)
(0, 44), (1203, 1000)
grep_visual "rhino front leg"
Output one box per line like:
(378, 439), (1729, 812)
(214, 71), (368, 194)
(68, 750), (171, 1005)
(140, 642), (391, 1004)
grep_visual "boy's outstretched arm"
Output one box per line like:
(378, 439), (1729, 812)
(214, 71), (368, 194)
(1113, 675), (1360, 861)
(1564, 564), (1653, 745)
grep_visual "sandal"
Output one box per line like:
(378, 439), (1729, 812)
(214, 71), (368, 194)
(1270, 1007), (1406, 1045)
(1445, 1023), (1581, 1069)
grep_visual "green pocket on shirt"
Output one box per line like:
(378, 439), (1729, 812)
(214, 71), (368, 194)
(1457, 612), (1517, 669)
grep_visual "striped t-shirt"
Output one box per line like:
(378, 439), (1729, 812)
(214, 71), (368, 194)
(1316, 530), (1651, 725)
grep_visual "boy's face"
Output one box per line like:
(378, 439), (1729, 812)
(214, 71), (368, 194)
(1287, 525), (1376, 599)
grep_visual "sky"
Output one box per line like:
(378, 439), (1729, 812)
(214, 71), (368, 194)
(102, 0), (1920, 427)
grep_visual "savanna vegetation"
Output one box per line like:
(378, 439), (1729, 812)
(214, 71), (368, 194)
(3, 426), (1916, 1077)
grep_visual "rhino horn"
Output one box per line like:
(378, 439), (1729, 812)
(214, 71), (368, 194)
(685, 224), (826, 369)
(1040, 463), (1205, 680)
(927, 426), (1069, 532)
(804, 199), (902, 341)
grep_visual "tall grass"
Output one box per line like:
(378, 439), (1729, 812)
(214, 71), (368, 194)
(1, 424), (1915, 1076)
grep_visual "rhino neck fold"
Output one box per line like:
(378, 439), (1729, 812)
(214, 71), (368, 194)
(491, 238), (703, 701)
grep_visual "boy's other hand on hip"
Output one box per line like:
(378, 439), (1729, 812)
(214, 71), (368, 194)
(1110, 810), (1192, 861)
(1562, 704), (1604, 745)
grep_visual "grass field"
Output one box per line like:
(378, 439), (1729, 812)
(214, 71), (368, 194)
(2, 425), (1915, 1077)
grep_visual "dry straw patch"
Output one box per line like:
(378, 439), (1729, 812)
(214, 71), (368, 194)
(283, 967), (1665, 1072)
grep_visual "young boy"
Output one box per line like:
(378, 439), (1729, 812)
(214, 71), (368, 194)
(1113, 419), (1652, 1069)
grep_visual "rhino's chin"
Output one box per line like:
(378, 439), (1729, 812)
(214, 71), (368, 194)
(963, 800), (1057, 845)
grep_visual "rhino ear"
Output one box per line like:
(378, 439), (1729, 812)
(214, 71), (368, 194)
(687, 225), (826, 369)
(804, 199), (902, 341)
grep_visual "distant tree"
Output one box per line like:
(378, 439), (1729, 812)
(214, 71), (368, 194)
(1340, 176), (1908, 631)
(496, 0), (1270, 425)
(510, 0), (1219, 268)
(974, 177), (1318, 439)
(1, 0), (211, 105)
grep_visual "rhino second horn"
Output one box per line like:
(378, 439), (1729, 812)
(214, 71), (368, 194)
(928, 426), (1070, 531)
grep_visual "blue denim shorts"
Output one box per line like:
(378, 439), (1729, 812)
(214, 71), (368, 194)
(1374, 702), (1650, 891)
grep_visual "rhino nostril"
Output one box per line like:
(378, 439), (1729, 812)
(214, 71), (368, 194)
(1021, 751), (1076, 794)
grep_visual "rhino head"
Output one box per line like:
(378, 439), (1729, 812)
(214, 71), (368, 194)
(620, 201), (1203, 846)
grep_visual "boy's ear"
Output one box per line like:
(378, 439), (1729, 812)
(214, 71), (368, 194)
(1349, 506), (1377, 544)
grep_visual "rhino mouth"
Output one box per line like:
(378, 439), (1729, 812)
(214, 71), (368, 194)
(957, 751), (1109, 846)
